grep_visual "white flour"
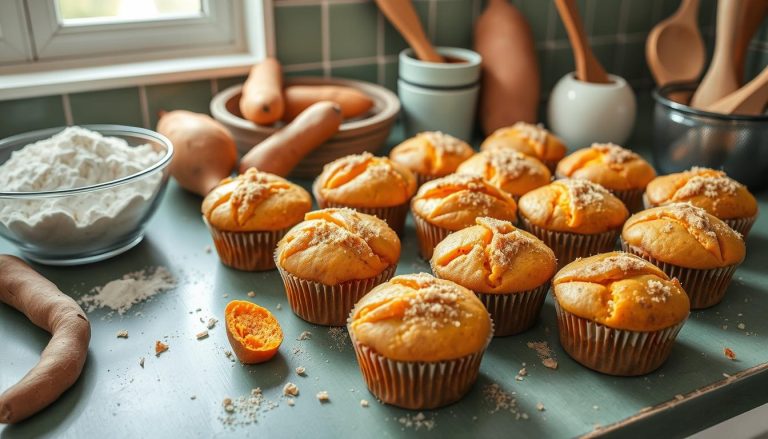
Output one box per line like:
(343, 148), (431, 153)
(79, 266), (177, 315)
(0, 127), (164, 247)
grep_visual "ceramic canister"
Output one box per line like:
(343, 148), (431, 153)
(398, 47), (482, 140)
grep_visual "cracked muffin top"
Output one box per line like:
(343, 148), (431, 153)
(389, 131), (474, 178)
(431, 217), (556, 294)
(555, 143), (656, 191)
(553, 252), (690, 331)
(456, 149), (551, 198)
(480, 122), (566, 165)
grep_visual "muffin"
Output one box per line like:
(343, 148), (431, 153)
(480, 122), (567, 172)
(201, 168), (311, 271)
(621, 203), (746, 309)
(644, 167), (758, 236)
(518, 179), (628, 268)
(431, 217), (556, 336)
(348, 273), (492, 409)
(555, 143), (656, 212)
(313, 152), (417, 234)
(456, 149), (552, 201)
(410, 174), (518, 260)
(275, 208), (401, 325)
(389, 131), (474, 186)
(553, 252), (690, 376)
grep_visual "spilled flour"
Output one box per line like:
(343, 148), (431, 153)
(79, 266), (177, 314)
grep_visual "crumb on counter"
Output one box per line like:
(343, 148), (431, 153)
(196, 330), (209, 340)
(724, 347), (736, 360)
(316, 391), (330, 403)
(283, 382), (299, 397)
(295, 366), (306, 376)
(155, 340), (169, 356)
(116, 330), (129, 338)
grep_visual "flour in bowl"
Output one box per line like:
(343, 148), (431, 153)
(0, 126), (165, 248)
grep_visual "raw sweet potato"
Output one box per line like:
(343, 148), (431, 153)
(240, 58), (285, 125)
(283, 85), (373, 122)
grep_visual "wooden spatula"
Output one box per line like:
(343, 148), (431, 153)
(375, 0), (444, 63)
(733, 0), (768, 83)
(554, 0), (610, 84)
(706, 66), (768, 115)
(646, 0), (705, 87)
(690, 0), (744, 108)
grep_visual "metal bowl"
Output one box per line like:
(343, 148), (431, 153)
(652, 83), (768, 190)
(0, 125), (173, 265)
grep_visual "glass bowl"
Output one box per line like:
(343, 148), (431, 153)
(0, 125), (174, 265)
(652, 83), (768, 190)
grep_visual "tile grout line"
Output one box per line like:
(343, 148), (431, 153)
(321, 0), (331, 77)
(138, 85), (150, 129)
(614, 0), (631, 75)
(428, 0), (437, 42)
(61, 94), (73, 126)
(545, 0), (558, 45)
(376, 11), (386, 86)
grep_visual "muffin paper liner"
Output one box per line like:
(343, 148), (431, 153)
(203, 218), (285, 271)
(315, 198), (409, 236)
(520, 217), (619, 269)
(347, 322), (493, 409)
(612, 188), (645, 213)
(621, 241), (739, 309)
(475, 282), (550, 336)
(642, 194), (756, 238)
(276, 264), (396, 326)
(412, 211), (453, 260)
(542, 159), (559, 174)
(415, 172), (440, 187)
(554, 300), (685, 376)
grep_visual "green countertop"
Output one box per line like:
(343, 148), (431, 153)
(2, 96), (767, 438)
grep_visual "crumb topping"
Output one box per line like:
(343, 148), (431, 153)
(663, 203), (719, 238)
(584, 253), (649, 275)
(403, 283), (462, 328)
(558, 179), (609, 207)
(421, 131), (468, 155)
(230, 168), (291, 223)
(488, 228), (536, 269)
(302, 209), (385, 259)
(511, 122), (547, 146)
(645, 279), (673, 303)
(591, 143), (639, 164)
(674, 174), (741, 199)
(420, 174), (512, 208)
(486, 149), (543, 180)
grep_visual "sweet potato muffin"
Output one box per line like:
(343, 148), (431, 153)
(275, 208), (400, 325)
(644, 167), (758, 236)
(518, 178), (628, 268)
(313, 152), (417, 234)
(456, 149), (551, 200)
(621, 203), (745, 309)
(202, 168), (311, 271)
(480, 122), (566, 172)
(389, 131), (474, 186)
(410, 174), (517, 259)
(553, 252), (689, 375)
(348, 273), (492, 409)
(431, 217), (556, 335)
(555, 143), (656, 212)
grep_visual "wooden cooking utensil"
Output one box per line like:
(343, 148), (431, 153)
(645, 0), (705, 87)
(690, 0), (744, 108)
(375, 0), (444, 63)
(554, 0), (610, 84)
(706, 66), (768, 115)
(733, 0), (768, 83)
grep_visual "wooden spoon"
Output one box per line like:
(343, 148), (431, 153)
(375, 0), (444, 63)
(645, 0), (705, 87)
(733, 0), (768, 83)
(554, 0), (610, 84)
(706, 66), (768, 115)
(690, 0), (744, 108)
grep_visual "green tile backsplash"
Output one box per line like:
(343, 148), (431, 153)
(2, 0), (768, 139)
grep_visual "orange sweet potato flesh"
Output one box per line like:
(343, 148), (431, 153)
(225, 300), (283, 364)
(283, 85), (373, 122)
(0, 256), (91, 424)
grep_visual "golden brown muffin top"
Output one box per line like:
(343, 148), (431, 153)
(518, 179), (628, 234)
(456, 149), (552, 197)
(556, 143), (657, 191)
(389, 131), (474, 177)
(348, 273), (492, 362)
(645, 167), (758, 219)
(201, 168), (312, 232)
(431, 217), (556, 293)
(622, 203), (745, 269)
(411, 174), (518, 230)
(553, 252), (689, 331)
(480, 122), (567, 163)
(275, 208), (400, 285)
(313, 153), (417, 207)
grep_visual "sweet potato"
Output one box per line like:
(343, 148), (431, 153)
(157, 110), (238, 196)
(225, 300), (283, 364)
(0, 255), (91, 424)
(283, 85), (374, 122)
(240, 58), (285, 125)
(239, 101), (343, 176)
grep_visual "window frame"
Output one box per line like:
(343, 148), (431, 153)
(0, 2), (33, 64)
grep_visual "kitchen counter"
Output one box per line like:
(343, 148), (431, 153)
(2, 97), (768, 438)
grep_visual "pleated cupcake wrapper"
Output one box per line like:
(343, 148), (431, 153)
(315, 198), (409, 236)
(612, 188), (645, 213)
(621, 241), (739, 309)
(475, 282), (550, 336)
(724, 215), (756, 238)
(554, 300), (685, 376)
(542, 159), (559, 174)
(203, 218), (285, 271)
(276, 264), (397, 326)
(415, 172), (440, 187)
(347, 322), (493, 410)
(520, 217), (619, 269)
(412, 212), (453, 260)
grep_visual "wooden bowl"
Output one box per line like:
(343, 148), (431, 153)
(210, 77), (400, 178)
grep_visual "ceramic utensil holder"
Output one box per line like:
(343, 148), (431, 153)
(398, 47), (482, 140)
